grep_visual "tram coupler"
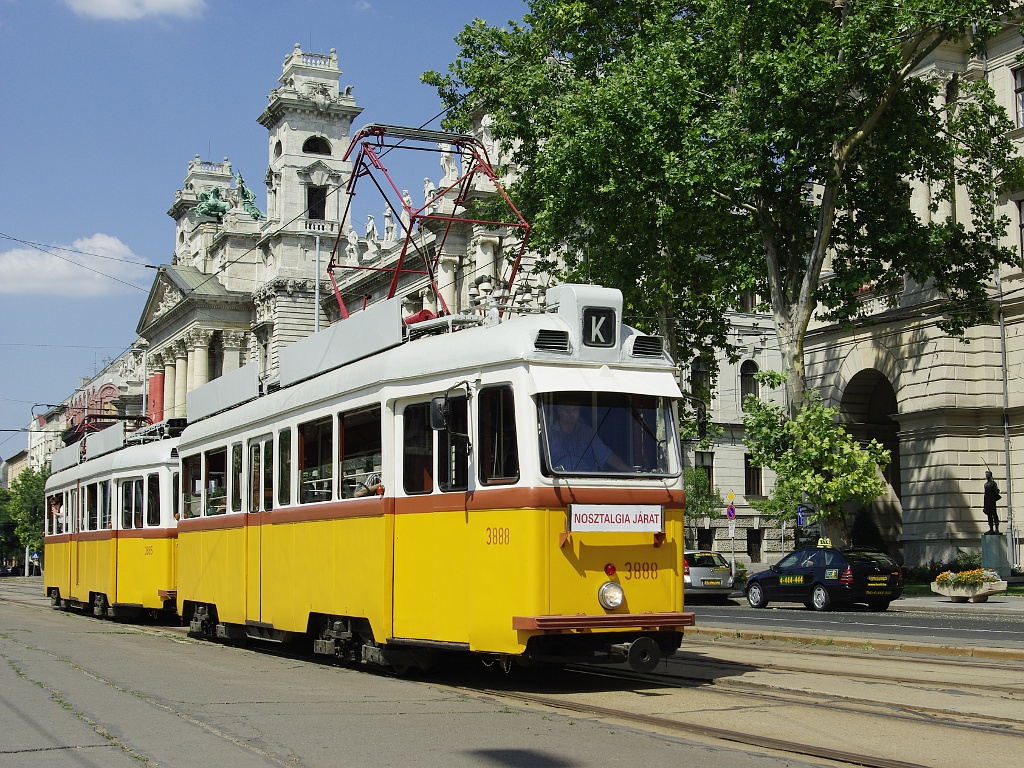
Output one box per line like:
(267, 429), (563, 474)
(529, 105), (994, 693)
(612, 636), (661, 673)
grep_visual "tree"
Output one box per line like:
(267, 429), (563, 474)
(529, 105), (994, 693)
(425, 0), (1024, 412)
(8, 467), (48, 565)
(743, 380), (890, 545)
(0, 486), (15, 564)
(683, 467), (724, 546)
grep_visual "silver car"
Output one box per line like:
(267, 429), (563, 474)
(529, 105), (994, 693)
(684, 550), (735, 602)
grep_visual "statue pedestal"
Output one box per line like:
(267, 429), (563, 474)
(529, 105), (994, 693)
(982, 532), (1011, 580)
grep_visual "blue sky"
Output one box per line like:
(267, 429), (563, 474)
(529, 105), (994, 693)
(0, 0), (528, 461)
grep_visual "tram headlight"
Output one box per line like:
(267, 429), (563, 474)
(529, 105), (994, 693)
(598, 581), (625, 610)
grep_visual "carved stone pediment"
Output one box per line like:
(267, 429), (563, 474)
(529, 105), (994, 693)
(297, 160), (343, 188)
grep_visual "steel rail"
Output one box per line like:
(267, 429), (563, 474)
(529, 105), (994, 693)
(480, 687), (931, 768)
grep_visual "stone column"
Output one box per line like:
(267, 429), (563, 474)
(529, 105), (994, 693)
(437, 253), (458, 314)
(173, 340), (188, 419)
(147, 352), (165, 424)
(162, 350), (177, 421)
(185, 337), (196, 394)
(190, 328), (212, 390)
(222, 330), (246, 374)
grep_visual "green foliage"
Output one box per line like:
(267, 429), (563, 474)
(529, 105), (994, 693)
(0, 486), (16, 562)
(743, 388), (889, 544)
(8, 467), (48, 561)
(426, 0), (1024, 409)
(683, 468), (724, 543)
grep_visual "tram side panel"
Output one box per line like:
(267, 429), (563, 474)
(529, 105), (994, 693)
(258, 507), (389, 637)
(76, 532), (115, 607)
(392, 503), (548, 652)
(177, 518), (248, 624)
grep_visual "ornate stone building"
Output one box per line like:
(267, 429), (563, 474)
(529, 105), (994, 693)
(136, 45), (363, 421)
(802, 25), (1024, 567)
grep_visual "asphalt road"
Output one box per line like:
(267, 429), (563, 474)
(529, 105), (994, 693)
(687, 593), (1024, 655)
(0, 579), (841, 768)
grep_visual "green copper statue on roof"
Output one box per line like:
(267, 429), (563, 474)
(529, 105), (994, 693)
(194, 186), (231, 221)
(235, 172), (264, 220)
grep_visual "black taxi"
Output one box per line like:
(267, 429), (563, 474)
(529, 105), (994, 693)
(745, 540), (903, 612)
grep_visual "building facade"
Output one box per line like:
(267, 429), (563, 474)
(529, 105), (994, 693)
(803, 26), (1024, 568)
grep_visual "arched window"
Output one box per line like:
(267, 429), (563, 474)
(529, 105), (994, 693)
(273, 140), (283, 159)
(740, 360), (759, 409)
(302, 136), (331, 155)
(690, 357), (710, 397)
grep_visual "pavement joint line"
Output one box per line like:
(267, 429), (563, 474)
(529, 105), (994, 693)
(686, 625), (1024, 660)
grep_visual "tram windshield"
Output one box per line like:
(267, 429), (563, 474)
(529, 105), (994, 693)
(539, 391), (680, 478)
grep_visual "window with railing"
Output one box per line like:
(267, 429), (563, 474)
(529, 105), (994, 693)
(740, 360), (760, 410)
(1015, 68), (1024, 128)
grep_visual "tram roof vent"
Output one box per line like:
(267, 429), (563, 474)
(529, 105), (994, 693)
(535, 329), (571, 352)
(631, 335), (665, 358)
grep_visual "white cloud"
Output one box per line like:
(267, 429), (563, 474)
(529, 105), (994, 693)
(63, 0), (205, 20)
(0, 233), (152, 296)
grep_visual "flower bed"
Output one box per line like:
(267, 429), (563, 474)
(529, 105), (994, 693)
(932, 569), (1007, 602)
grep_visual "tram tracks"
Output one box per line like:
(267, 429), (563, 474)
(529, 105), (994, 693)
(477, 686), (929, 768)
(466, 644), (1024, 768)
(8, 582), (1024, 768)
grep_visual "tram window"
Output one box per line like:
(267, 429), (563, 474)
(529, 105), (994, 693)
(230, 443), (242, 512)
(146, 473), (160, 526)
(278, 429), (292, 507)
(133, 479), (144, 528)
(121, 478), (143, 529)
(264, 440), (274, 511)
(539, 391), (679, 477)
(249, 443), (261, 512)
(205, 447), (228, 515)
(70, 488), (78, 533)
(340, 406), (382, 498)
(101, 480), (112, 529)
(171, 473), (179, 523)
(403, 403), (434, 494)
(182, 454), (202, 519)
(438, 394), (469, 492)
(86, 484), (98, 531)
(47, 494), (63, 535)
(479, 386), (519, 485)
(299, 416), (333, 503)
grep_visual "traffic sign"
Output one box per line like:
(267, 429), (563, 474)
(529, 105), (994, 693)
(726, 504), (736, 519)
(796, 506), (805, 526)
(728, 519), (736, 537)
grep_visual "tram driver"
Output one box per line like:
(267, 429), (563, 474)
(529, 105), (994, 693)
(545, 395), (631, 473)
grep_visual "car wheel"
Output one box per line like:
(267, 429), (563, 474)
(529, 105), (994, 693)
(746, 582), (769, 609)
(811, 584), (831, 611)
(868, 600), (891, 612)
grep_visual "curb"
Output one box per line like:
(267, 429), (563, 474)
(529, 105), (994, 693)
(687, 625), (1024, 660)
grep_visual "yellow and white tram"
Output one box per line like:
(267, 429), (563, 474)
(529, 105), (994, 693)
(43, 423), (182, 618)
(176, 284), (694, 672)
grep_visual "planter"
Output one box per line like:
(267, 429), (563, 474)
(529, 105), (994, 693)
(930, 580), (1008, 603)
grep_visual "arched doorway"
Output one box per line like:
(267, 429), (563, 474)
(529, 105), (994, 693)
(839, 369), (903, 558)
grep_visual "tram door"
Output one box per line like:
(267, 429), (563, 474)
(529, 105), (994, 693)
(246, 436), (272, 621)
(68, 487), (82, 599)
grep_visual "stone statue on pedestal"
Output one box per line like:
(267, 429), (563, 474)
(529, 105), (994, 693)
(984, 470), (1001, 534)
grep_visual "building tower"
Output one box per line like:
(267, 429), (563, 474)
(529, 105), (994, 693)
(255, 44), (363, 374)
